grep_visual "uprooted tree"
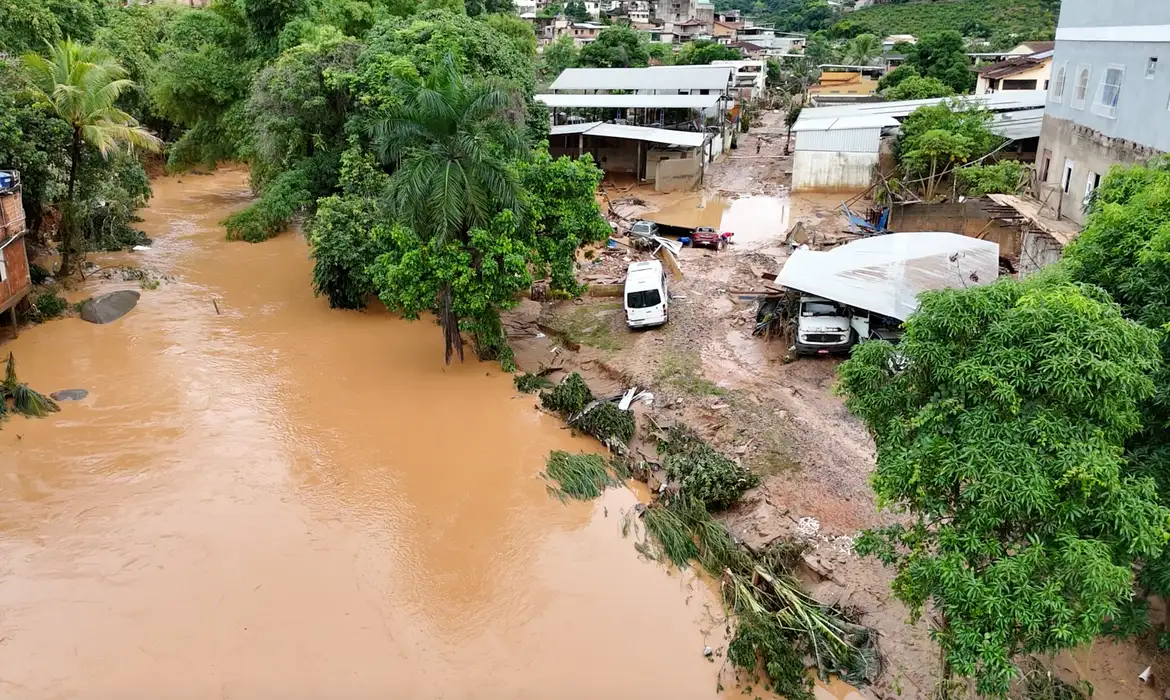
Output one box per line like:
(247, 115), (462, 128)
(838, 276), (1170, 697)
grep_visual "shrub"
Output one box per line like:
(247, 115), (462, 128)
(574, 401), (636, 446)
(541, 372), (594, 415)
(514, 372), (553, 393)
(32, 292), (68, 320)
(955, 160), (1026, 196)
(29, 263), (50, 285)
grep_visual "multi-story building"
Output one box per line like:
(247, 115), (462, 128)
(1037, 0), (1170, 224)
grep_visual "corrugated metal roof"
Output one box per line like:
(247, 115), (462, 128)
(795, 127), (884, 153)
(536, 93), (722, 109)
(792, 115), (901, 132)
(792, 91), (1047, 131)
(549, 66), (733, 92)
(989, 108), (1044, 140)
(549, 122), (707, 147)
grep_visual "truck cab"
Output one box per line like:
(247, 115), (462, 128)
(794, 296), (854, 355)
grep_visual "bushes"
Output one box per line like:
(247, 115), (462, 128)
(542, 451), (618, 501)
(223, 168), (313, 242)
(32, 292), (68, 320)
(956, 160), (1026, 196)
(540, 372), (593, 415)
(658, 424), (759, 511)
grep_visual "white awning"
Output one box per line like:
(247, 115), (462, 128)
(777, 232), (1000, 320)
(537, 93), (722, 109)
(550, 122), (706, 148)
(549, 66), (733, 92)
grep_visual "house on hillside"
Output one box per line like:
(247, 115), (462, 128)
(0, 171), (31, 337)
(1036, 0), (1170, 225)
(976, 49), (1054, 95)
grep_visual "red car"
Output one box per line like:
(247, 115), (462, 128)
(691, 226), (731, 250)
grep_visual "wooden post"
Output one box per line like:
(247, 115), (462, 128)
(637, 140), (643, 182)
(578, 134), (583, 158)
(9, 306), (16, 339)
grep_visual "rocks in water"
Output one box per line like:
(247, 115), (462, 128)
(80, 290), (140, 325)
(50, 389), (88, 402)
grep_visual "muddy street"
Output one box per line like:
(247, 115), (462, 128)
(0, 170), (760, 699)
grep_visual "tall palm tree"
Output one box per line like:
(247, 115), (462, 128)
(371, 56), (527, 364)
(844, 33), (881, 67)
(23, 40), (163, 276)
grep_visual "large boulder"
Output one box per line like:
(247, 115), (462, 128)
(50, 389), (88, 401)
(80, 290), (140, 325)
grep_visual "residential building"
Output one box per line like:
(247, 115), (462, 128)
(712, 59), (768, 100)
(712, 20), (741, 44)
(1036, 0), (1170, 225)
(808, 70), (880, 103)
(0, 171), (31, 337)
(976, 49), (1054, 95)
(569, 22), (605, 45)
(1010, 40), (1055, 56)
(882, 34), (917, 51)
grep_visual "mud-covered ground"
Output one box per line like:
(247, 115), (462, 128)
(508, 110), (1164, 700)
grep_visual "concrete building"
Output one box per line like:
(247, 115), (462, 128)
(976, 50), (1054, 95)
(711, 59), (767, 100)
(547, 122), (712, 191)
(1035, 0), (1170, 225)
(808, 69), (881, 104)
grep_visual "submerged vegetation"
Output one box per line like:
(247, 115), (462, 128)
(1, 353), (59, 425)
(541, 451), (620, 501)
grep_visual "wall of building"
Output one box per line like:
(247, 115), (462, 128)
(792, 151), (877, 192)
(655, 157), (702, 192)
(888, 201), (1020, 256)
(976, 61), (1052, 96)
(0, 236), (31, 313)
(1035, 114), (1160, 224)
(1019, 228), (1065, 276)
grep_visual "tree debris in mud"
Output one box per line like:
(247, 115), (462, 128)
(624, 495), (879, 700)
(540, 372), (594, 415)
(541, 451), (621, 502)
(1, 353), (59, 425)
(514, 372), (553, 393)
(540, 373), (636, 451)
(658, 424), (759, 511)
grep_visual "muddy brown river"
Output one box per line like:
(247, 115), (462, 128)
(0, 170), (859, 700)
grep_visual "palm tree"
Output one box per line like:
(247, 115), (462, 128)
(370, 56), (527, 364)
(844, 33), (881, 67)
(23, 40), (162, 276)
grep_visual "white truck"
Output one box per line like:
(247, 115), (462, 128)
(778, 232), (1001, 356)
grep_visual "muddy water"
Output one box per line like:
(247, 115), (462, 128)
(0, 170), (738, 699)
(644, 194), (790, 248)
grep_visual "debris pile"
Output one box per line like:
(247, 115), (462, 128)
(540, 373), (637, 452)
(657, 424), (759, 511)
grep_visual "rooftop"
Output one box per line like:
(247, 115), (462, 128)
(793, 91), (1047, 131)
(548, 65), (734, 92)
(537, 93), (722, 109)
(989, 107), (1044, 141)
(977, 52), (1053, 80)
(550, 121), (707, 148)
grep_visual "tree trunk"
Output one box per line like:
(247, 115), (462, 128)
(785, 124), (792, 155)
(439, 281), (463, 364)
(60, 127), (82, 277)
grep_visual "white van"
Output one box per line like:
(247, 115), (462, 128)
(624, 260), (669, 328)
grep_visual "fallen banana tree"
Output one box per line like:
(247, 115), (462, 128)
(1, 353), (59, 426)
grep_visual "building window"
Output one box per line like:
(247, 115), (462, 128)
(1148, 57), (1159, 79)
(1062, 159), (1075, 194)
(1003, 79), (1038, 90)
(1084, 171), (1101, 208)
(0, 246), (6, 283)
(1072, 65), (1091, 110)
(1092, 64), (1125, 118)
(1051, 63), (1067, 103)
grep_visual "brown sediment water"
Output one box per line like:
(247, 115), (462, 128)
(643, 194), (790, 248)
(0, 170), (735, 699)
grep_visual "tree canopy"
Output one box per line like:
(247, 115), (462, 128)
(675, 40), (742, 65)
(840, 276), (1170, 697)
(901, 31), (975, 94)
(577, 25), (649, 68)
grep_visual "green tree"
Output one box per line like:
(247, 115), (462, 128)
(783, 97), (802, 155)
(22, 39), (162, 275)
(882, 74), (954, 101)
(901, 128), (970, 200)
(484, 13), (538, 57)
(896, 99), (1001, 198)
(839, 277), (1170, 697)
(540, 33), (580, 82)
(565, 0), (591, 22)
(842, 32), (879, 66)
(369, 56), (527, 364)
(578, 24), (648, 68)
(646, 42), (675, 66)
(877, 64), (917, 93)
(954, 160), (1025, 196)
(904, 31), (975, 94)
(537, 2), (562, 17)
(802, 31), (838, 66)
(518, 148), (611, 293)
(675, 39), (741, 65)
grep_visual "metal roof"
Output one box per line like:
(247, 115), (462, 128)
(989, 108), (1044, 141)
(792, 91), (1048, 131)
(549, 122), (706, 148)
(549, 65), (733, 92)
(536, 93), (722, 109)
(792, 115), (901, 132)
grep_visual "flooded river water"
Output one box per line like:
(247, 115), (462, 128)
(0, 170), (860, 700)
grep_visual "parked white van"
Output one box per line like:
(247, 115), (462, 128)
(624, 260), (669, 328)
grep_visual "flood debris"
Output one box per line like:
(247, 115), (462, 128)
(541, 451), (620, 502)
(1, 353), (59, 426)
(513, 372), (553, 394)
(657, 424), (758, 511)
(540, 373), (637, 452)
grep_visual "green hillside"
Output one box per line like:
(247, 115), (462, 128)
(846, 0), (1058, 44)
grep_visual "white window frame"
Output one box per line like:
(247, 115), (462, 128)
(1148, 57), (1159, 79)
(1072, 64), (1091, 110)
(0, 246), (7, 283)
(1084, 171), (1100, 207)
(1092, 64), (1125, 119)
(1050, 62), (1068, 103)
(1062, 159), (1075, 194)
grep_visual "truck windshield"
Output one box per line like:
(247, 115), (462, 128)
(802, 301), (843, 317)
(627, 289), (662, 308)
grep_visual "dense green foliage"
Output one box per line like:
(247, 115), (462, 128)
(882, 73), (953, 101)
(658, 424), (759, 511)
(955, 160), (1026, 196)
(896, 99), (1002, 199)
(900, 31), (974, 94)
(842, 0), (1057, 48)
(578, 25), (649, 68)
(1063, 160), (1170, 619)
(839, 277), (1170, 697)
(675, 40), (741, 65)
(542, 451), (619, 501)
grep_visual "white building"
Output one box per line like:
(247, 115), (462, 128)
(711, 59), (768, 100)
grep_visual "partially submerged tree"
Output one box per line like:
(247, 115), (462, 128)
(369, 56), (527, 364)
(22, 39), (162, 276)
(839, 277), (1170, 697)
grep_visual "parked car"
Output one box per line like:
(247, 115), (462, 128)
(629, 220), (659, 240)
(624, 260), (669, 328)
(691, 226), (727, 250)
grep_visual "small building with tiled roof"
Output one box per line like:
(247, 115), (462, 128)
(975, 48), (1054, 95)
